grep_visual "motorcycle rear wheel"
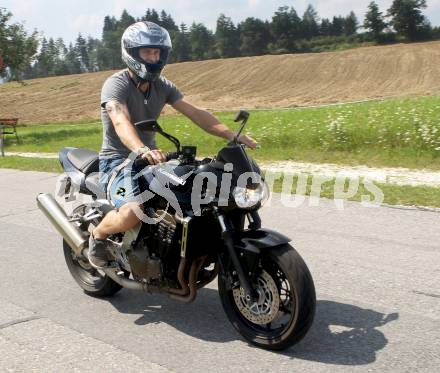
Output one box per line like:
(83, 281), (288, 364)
(218, 243), (316, 350)
(63, 239), (123, 297)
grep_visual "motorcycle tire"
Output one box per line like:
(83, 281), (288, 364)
(63, 239), (123, 297)
(218, 243), (316, 350)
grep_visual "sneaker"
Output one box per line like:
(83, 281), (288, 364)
(88, 234), (113, 269)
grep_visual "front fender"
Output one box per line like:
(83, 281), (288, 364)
(235, 228), (291, 255)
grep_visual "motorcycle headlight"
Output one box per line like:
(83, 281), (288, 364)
(233, 181), (270, 209)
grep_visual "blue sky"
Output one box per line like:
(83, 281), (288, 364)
(3, 0), (440, 44)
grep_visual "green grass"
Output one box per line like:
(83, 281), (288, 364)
(2, 95), (440, 170)
(0, 156), (62, 172)
(2, 120), (102, 153)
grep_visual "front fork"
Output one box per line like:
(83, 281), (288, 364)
(213, 207), (259, 304)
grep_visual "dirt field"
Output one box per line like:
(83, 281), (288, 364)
(1, 41), (440, 124)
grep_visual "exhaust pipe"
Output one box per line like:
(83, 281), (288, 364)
(36, 193), (87, 256)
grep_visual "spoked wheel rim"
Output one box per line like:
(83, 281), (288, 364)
(231, 259), (297, 337)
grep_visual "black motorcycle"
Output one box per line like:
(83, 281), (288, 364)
(37, 110), (316, 350)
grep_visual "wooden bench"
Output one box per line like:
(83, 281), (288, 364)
(0, 118), (20, 157)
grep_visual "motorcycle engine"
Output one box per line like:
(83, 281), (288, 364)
(128, 209), (178, 283)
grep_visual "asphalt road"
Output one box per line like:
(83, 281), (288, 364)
(0, 169), (439, 372)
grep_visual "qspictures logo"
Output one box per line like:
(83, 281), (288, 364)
(55, 159), (385, 226)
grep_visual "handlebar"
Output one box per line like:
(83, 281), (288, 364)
(133, 151), (180, 168)
(165, 151), (180, 161)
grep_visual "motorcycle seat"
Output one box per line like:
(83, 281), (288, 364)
(67, 148), (99, 175)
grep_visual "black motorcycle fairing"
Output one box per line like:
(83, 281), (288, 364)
(217, 143), (262, 180)
(218, 228), (292, 286)
(192, 161), (229, 184)
(235, 228), (291, 254)
(142, 161), (241, 211)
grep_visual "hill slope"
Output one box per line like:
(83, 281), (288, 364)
(1, 41), (440, 123)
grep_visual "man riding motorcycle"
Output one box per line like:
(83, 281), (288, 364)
(89, 21), (257, 268)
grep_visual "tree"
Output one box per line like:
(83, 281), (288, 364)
(432, 26), (440, 39)
(142, 9), (160, 24)
(0, 8), (38, 81)
(172, 23), (191, 62)
(35, 37), (51, 76)
(0, 8), (10, 74)
(239, 18), (271, 56)
(103, 15), (117, 33)
(75, 33), (89, 72)
(364, 1), (388, 40)
(47, 38), (61, 75)
(270, 6), (302, 52)
(53, 38), (69, 75)
(387, 0), (429, 41)
(320, 18), (332, 36)
(55, 38), (67, 59)
(119, 9), (135, 29)
(0, 53), (4, 74)
(159, 10), (178, 32)
(302, 5), (320, 39)
(330, 16), (345, 36)
(189, 23), (215, 60)
(215, 14), (240, 58)
(344, 11), (358, 36)
(99, 15), (121, 69)
(87, 37), (99, 72)
(65, 42), (81, 74)
(33, 36), (65, 77)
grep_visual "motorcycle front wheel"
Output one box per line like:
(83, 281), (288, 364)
(218, 243), (316, 350)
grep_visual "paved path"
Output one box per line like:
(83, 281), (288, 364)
(7, 151), (59, 159)
(0, 169), (439, 372)
(261, 160), (440, 187)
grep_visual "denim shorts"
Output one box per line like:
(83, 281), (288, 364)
(99, 157), (142, 209)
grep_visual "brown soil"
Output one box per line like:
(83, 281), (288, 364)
(1, 41), (440, 124)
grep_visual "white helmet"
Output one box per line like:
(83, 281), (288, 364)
(121, 21), (172, 82)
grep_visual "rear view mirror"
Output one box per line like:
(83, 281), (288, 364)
(135, 119), (181, 152)
(234, 110), (250, 123)
(233, 110), (251, 142)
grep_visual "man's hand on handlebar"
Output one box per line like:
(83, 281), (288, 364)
(140, 149), (167, 165)
(237, 134), (258, 149)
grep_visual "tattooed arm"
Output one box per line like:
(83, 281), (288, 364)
(105, 100), (166, 164)
(105, 100), (145, 152)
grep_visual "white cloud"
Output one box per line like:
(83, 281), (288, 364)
(247, 0), (262, 10)
(70, 14), (102, 34)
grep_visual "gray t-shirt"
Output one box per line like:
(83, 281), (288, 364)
(99, 69), (183, 159)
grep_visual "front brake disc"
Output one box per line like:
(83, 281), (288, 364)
(232, 269), (280, 325)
